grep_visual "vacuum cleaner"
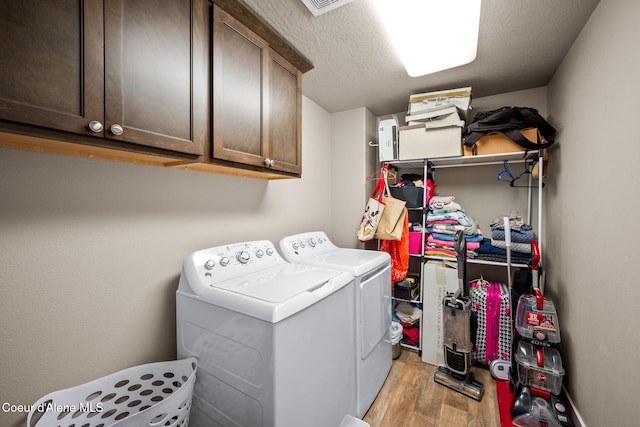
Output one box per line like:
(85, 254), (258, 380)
(434, 230), (484, 401)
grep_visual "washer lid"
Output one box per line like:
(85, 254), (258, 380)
(304, 249), (390, 276)
(186, 263), (354, 323)
(215, 263), (340, 302)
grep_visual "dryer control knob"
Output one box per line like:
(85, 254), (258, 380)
(237, 250), (250, 264)
(266, 248), (274, 256)
(292, 242), (299, 250)
(220, 257), (230, 266)
(308, 237), (317, 247)
(255, 249), (264, 258)
(204, 259), (215, 270)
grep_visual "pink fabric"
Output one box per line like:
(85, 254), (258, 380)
(486, 282), (501, 363)
(427, 235), (481, 250)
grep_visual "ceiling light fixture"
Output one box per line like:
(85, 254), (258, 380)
(373, 0), (482, 77)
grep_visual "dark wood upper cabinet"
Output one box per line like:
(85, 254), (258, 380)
(0, 0), (208, 156)
(1, 0), (312, 179)
(212, 4), (302, 175)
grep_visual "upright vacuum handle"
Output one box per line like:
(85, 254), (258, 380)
(454, 230), (467, 293)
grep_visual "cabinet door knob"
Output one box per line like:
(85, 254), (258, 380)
(110, 124), (124, 136)
(264, 158), (274, 167)
(88, 120), (103, 133)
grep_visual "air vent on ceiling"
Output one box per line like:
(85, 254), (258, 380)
(301, 0), (355, 16)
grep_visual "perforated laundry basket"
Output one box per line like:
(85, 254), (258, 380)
(27, 357), (197, 427)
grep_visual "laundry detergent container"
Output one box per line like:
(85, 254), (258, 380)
(514, 341), (565, 395)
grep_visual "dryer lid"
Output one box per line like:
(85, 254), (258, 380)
(304, 249), (390, 277)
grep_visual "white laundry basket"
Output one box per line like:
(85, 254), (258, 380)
(27, 357), (197, 427)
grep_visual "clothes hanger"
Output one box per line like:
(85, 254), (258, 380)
(497, 160), (515, 183)
(366, 164), (397, 181)
(498, 160), (545, 188)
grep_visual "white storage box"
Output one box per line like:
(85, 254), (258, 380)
(421, 261), (460, 366)
(408, 87), (472, 123)
(378, 116), (398, 161)
(399, 123), (463, 160)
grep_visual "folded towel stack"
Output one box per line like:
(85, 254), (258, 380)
(425, 196), (482, 259)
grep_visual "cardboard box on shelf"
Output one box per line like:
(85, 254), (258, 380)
(421, 260), (459, 366)
(463, 127), (545, 156)
(399, 124), (463, 160)
(408, 87), (472, 123)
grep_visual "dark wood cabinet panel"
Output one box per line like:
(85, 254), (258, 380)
(104, 0), (207, 154)
(212, 5), (268, 167)
(0, 0), (104, 136)
(269, 50), (302, 175)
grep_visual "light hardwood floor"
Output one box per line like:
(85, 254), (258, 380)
(363, 350), (501, 427)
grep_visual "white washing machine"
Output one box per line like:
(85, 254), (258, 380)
(176, 240), (357, 427)
(279, 231), (392, 418)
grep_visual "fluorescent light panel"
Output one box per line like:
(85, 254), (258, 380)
(373, 0), (482, 77)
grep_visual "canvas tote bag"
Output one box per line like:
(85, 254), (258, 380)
(374, 180), (407, 241)
(357, 175), (386, 242)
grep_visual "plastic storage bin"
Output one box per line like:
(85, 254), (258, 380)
(514, 341), (565, 395)
(27, 357), (197, 427)
(390, 186), (424, 208)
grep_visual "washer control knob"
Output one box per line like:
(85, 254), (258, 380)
(237, 250), (250, 264)
(554, 402), (566, 413)
(220, 257), (230, 266)
(292, 242), (299, 250)
(204, 259), (215, 270)
(308, 237), (317, 247)
(300, 240), (306, 248)
(255, 249), (264, 258)
(266, 248), (274, 256)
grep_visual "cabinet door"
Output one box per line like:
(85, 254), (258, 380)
(0, 0), (104, 136)
(212, 5), (269, 168)
(104, 0), (207, 155)
(269, 50), (302, 175)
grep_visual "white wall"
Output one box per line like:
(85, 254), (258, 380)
(546, 0), (640, 425)
(330, 107), (377, 248)
(0, 96), (333, 427)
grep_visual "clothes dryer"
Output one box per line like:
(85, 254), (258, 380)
(279, 231), (392, 418)
(177, 240), (356, 427)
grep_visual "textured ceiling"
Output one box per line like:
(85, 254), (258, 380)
(240, 0), (601, 116)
